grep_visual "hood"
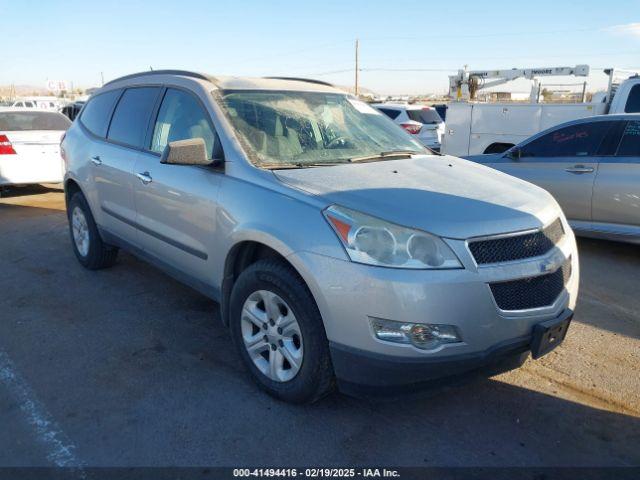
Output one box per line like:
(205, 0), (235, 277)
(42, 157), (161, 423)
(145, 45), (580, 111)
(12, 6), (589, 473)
(274, 155), (560, 239)
(464, 153), (503, 163)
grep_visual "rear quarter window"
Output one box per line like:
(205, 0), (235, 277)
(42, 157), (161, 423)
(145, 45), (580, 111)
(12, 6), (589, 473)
(625, 84), (640, 113)
(80, 90), (121, 138)
(616, 121), (640, 157)
(377, 108), (401, 120)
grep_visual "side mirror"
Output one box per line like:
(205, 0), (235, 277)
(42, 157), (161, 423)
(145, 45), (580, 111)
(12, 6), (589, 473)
(160, 138), (215, 166)
(505, 147), (521, 161)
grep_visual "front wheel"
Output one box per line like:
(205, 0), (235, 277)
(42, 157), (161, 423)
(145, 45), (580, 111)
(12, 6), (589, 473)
(229, 259), (335, 403)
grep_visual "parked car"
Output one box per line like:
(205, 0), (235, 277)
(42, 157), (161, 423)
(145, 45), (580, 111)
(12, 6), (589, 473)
(0, 108), (71, 191)
(62, 70), (578, 403)
(10, 100), (36, 108)
(61, 101), (85, 121)
(372, 103), (444, 151)
(10, 97), (64, 110)
(432, 103), (448, 121)
(466, 114), (640, 244)
(443, 70), (640, 157)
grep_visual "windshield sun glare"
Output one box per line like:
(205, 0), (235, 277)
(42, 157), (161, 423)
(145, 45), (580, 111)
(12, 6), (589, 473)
(220, 90), (428, 167)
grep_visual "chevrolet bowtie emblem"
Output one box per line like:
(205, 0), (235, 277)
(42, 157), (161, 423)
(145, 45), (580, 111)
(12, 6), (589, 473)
(540, 258), (560, 273)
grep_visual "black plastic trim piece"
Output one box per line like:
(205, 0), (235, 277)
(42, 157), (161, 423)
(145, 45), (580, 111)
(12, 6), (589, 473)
(103, 70), (212, 87)
(262, 76), (335, 87)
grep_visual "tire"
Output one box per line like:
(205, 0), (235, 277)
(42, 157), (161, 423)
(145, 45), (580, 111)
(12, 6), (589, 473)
(229, 259), (335, 403)
(67, 191), (118, 270)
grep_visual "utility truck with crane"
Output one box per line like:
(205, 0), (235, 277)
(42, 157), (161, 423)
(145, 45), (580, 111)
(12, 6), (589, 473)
(441, 66), (640, 156)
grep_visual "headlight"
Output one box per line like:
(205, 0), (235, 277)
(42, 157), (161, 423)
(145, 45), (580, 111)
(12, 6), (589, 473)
(323, 205), (461, 269)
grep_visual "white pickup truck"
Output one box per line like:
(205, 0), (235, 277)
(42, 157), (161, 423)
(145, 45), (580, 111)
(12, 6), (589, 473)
(441, 70), (640, 156)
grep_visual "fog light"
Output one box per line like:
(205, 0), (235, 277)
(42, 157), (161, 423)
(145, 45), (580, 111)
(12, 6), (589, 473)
(370, 318), (461, 350)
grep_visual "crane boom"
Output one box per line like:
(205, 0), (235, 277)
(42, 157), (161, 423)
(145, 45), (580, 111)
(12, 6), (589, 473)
(449, 64), (590, 101)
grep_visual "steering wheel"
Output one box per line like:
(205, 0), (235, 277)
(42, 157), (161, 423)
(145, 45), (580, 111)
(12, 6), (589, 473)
(327, 136), (350, 149)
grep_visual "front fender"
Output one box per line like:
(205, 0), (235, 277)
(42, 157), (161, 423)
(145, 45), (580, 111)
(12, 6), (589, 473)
(215, 176), (349, 326)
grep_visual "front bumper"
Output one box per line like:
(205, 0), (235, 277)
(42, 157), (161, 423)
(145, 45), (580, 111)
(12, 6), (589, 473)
(287, 221), (579, 390)
(331, 308), (572, 395)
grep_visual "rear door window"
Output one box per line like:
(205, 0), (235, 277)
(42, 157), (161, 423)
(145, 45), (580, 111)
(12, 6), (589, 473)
(625, 84), (640, 113)
(80, 90), (121, 138)
(616, 121), (640, 157)
(520, 122), (612, 159)
(107, 87), (161, 148)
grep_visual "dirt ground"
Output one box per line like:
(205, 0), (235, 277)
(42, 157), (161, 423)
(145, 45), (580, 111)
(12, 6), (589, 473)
(0, 185), (638, 467)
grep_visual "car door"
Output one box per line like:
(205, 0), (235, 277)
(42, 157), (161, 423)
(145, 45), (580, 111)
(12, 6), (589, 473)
(78, 89), (131, 239)
(88, 87), (161, 245)
(133, 87), (223, 286)
(592, 119), (640, 235)
(484, 120), (613, 224)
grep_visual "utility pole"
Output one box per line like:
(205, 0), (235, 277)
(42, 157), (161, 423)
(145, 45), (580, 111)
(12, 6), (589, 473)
(355, 39), (359, 97)
(100, 71), (105, 86)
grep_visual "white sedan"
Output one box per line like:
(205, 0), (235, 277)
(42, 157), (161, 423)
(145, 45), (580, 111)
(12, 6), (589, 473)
(372, 103), (445, 151)
(0, 108), (71, 190)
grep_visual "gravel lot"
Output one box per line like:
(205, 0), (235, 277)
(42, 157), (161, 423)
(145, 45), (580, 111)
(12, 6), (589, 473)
(1, 185), (639, 467)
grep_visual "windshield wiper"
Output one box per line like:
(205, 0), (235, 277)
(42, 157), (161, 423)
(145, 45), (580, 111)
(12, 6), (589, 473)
(348, 150), (422, 163)
(260, 162), (348, 170)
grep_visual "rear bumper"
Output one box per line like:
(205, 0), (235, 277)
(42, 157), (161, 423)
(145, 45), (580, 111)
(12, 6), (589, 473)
(418, 137), (440, 149)
(0, 178), (63, 186)
(330, 309), (572, 396)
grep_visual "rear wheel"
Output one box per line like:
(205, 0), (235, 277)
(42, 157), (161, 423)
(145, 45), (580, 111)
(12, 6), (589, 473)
(67, 191), (118, 269)
(229, 259), (335, 403)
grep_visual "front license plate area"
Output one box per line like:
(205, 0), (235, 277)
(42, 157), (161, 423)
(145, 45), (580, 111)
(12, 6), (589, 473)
(531, 313), (572, 359)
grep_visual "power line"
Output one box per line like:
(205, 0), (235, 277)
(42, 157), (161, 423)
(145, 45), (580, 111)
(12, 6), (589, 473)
(362, 68), (457, 72)
(305, 53), (639, 78)
(219, 25), (615, 69)
(358, 26), (596, 42)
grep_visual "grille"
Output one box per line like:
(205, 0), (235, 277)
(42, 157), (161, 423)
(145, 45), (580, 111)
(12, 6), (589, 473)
(489, 258), (571, 311)
(469, 218), (564, 265)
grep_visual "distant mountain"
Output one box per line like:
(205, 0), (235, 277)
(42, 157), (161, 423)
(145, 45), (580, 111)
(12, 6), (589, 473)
(0, 84), (52, 98)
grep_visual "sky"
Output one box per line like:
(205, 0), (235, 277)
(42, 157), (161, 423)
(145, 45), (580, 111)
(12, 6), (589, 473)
(2, 0), (640, 95)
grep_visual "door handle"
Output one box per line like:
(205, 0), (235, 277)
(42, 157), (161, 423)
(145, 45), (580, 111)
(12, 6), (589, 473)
(90, 155), (102, 165)
(136, 171), (153, 185)
(565, 165), (594, 174)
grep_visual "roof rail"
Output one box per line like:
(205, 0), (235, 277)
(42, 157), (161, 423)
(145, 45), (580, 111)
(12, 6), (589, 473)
(103, 70), (212, 87)
(263, 76), (335, 87)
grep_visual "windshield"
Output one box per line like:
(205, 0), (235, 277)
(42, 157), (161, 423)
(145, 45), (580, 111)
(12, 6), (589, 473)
(220, 90), (428, 166)
(406, 108), (442, 125)
(0, 111), (71, 131)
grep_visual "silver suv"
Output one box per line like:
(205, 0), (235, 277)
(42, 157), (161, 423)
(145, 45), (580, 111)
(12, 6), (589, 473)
(62, 71), (579, 403)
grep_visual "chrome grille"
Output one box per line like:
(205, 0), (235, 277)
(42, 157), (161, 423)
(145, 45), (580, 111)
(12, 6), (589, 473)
(489, 257), (572, 311)
(469, 219), (564, 265)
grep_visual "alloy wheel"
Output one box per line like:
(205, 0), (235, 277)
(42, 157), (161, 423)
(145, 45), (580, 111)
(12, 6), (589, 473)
(240, 289), (304, 382)
(71, 206), (90, 257)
